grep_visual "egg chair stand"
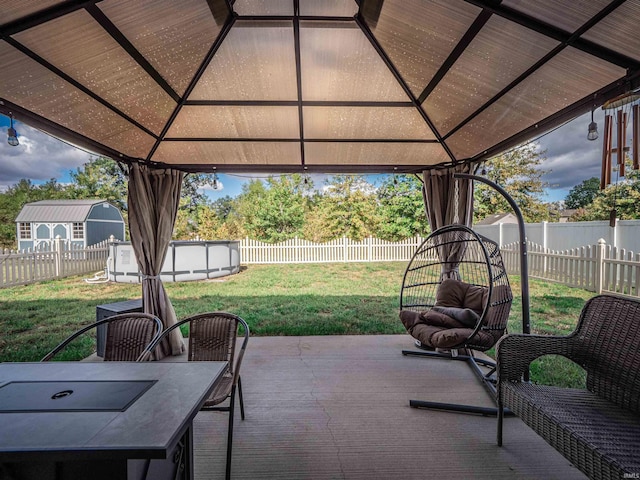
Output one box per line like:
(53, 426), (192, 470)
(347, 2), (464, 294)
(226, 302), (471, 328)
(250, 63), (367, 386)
(399, 224), (514, 416)
(402, 350), (509, 416)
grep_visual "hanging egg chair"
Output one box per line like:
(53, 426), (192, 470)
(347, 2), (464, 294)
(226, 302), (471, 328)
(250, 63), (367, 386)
(400, 224), (513, 353)
(399, 223), (514, 415)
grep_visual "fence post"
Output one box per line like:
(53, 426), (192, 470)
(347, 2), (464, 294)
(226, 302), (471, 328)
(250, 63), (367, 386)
(109, 234), (115, 273)
(367, 236), (372, 262)
(343, 236), (348, 262)
(54, 235), (63, 278)
(542, 221), (548, 275)
(595, 238), (606, 294)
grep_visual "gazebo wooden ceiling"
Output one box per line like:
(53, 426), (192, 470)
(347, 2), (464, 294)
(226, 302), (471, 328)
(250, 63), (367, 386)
(1, 0), (639, 174)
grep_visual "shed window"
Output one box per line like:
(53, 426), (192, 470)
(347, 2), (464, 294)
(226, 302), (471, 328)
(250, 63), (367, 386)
(72, 222), (84, 239)
(19, 223), (32, 239)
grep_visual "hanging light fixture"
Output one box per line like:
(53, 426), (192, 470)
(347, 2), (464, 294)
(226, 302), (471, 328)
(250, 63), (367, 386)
(587, 107), (598, 141)
(7, 114), (19, 146)
(209, 167), (222, 191)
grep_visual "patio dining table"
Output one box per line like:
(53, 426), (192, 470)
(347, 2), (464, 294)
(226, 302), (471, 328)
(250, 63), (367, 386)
(0, 360), (226, 480)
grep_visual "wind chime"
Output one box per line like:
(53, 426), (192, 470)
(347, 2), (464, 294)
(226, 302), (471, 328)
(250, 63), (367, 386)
(595, 91), (640, 225)
(598, 91), (640, 189)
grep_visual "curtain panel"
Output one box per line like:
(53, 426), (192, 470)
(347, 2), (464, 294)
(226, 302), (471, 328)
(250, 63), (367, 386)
(422, 163), (476, 280)
(128, 163), (185, 358)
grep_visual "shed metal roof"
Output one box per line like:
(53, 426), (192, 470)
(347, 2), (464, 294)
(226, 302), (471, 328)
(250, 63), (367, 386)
(15, 199), (109, 223)
(475, 212), (519, 225)
(1, 0), (639, 174)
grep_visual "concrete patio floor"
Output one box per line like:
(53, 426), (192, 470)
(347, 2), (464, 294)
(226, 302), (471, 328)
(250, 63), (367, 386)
(183, 335), (585, 480)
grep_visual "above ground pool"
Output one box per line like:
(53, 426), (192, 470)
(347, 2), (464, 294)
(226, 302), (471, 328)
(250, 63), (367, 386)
(108, 240), (240, 283)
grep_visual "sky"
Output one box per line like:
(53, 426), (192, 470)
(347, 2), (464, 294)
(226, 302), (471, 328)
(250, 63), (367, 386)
(0, 109), (610, 203)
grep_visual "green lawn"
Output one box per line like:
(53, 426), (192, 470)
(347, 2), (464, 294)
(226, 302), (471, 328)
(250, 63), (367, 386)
(0, 262), (594, 387)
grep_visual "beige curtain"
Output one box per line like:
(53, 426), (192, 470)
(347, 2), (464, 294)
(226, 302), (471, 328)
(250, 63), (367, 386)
(128, 163), (185, 358)
(422, 163), (475, 279)
(422, 163), (474, 230)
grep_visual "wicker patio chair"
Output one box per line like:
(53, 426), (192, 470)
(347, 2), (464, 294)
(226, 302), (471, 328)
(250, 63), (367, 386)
(497, 294), (640, 479)
(146, 312), (249, 480)
(41, 312), (163, 362)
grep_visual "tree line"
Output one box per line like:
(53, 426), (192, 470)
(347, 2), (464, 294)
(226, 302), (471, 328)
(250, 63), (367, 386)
(4, 144), (636, 250)
(564, 162), (640, 221)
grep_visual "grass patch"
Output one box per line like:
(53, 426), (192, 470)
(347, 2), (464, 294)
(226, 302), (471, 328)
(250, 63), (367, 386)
(504, 277), (593, 387)
(529, 355), (587, 389)
(0, 264), (595, 387)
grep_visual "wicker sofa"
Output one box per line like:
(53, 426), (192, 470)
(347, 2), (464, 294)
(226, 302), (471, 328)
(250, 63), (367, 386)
(496, 294), (640, 480)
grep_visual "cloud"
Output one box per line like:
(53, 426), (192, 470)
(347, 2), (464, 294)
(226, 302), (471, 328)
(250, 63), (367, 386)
(537, 107), (638, 198)
(536, 110), (605, 198)
(0, 122), (92, 188)
(199, 181), (224, 192)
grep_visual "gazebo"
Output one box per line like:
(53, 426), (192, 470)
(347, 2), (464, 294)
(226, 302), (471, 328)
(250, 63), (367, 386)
(2, 0), (640, 354)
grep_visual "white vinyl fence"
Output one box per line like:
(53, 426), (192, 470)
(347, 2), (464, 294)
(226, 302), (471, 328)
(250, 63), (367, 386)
(0, 237), (110, 288)
(240, 236), (424, 264)
(475, 219), (640, 252)
(5, 232), (640, 300)
(501, 239), (640, 299)
(0, 235), (422, 288)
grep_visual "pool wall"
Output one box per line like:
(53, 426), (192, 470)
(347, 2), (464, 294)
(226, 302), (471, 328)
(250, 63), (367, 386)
(108, 240), (240, 283)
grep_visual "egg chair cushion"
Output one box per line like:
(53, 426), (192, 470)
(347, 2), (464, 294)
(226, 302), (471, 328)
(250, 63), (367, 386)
(399, 279), (492, 349)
